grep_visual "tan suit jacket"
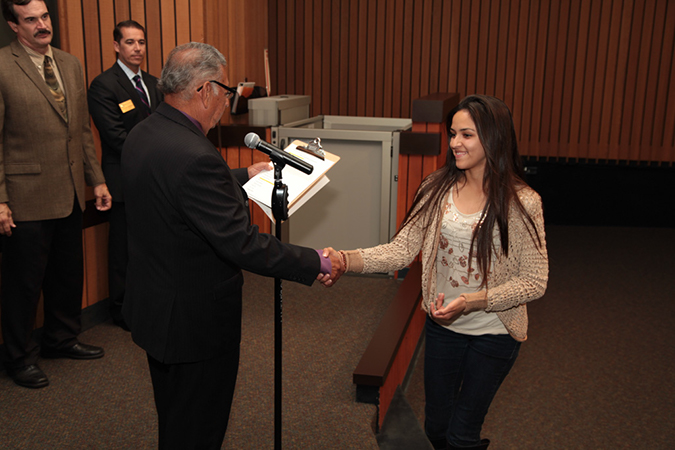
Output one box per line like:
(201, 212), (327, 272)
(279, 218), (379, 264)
(0, 39), (105, 222)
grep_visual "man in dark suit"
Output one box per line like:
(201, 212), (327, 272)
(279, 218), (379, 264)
(122, 42), (341, 449)
(88, 20), (162, 330)
(0, 0), (112, 389)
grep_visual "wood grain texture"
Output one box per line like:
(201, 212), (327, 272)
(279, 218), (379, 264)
(44, 0), (675, 312)
(269, 0), (674, 164)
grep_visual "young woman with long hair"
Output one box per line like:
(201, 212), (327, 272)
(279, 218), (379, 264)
(327, 94), (548, 449)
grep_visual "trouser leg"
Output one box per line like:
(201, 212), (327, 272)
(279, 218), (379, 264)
(107, 202), (127, 322)
(148, 347), (240, 450)
(1, 220), (52, 369)
(41, 205), (83, 350)
(446, 333), (520, 447)
(424, 317), (468, 445)
(423, 317), (521, 448)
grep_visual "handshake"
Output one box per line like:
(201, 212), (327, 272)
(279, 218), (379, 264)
(316, 247), (347, 287)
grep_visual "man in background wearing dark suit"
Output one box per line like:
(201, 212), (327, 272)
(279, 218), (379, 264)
(121, 42), (341, 449)
(88, 20), (162, 330)
(0, 0), (111, 389)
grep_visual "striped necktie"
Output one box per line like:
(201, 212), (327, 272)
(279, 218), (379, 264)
(133, 74), (150, 113)
(43, 56), (67, 122)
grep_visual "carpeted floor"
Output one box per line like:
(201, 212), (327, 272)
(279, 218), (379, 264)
(1, 225), (674, 449)
(0, 273), (402, 449)
(403, 225), (675, 449)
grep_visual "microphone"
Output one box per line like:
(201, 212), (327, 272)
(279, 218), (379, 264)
(244, 133), (313, 175)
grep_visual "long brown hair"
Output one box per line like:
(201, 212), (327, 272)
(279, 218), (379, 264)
(397, 94), (542, 288)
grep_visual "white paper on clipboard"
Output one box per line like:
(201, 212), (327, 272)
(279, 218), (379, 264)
(243, 140), (340, 222)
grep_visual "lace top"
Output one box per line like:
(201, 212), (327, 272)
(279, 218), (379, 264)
(343, 176), (548, 342)
(436, 190), (507, 335)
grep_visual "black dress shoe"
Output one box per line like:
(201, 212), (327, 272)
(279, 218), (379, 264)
(7, 364), (49, 389)
(41, 342), (105, 360)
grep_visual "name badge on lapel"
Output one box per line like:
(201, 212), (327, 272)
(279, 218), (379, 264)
(119, 99), (136, 113)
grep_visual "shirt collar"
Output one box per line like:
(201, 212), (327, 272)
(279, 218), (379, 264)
(179, 111), (204, 134)
(117, 59), (141, 81)
(20, 41), (54, 68)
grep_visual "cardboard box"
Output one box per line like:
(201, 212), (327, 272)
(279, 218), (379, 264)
(248, 95), (311, 127)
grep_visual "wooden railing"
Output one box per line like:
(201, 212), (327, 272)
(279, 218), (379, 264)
(353, 262), (426, 428)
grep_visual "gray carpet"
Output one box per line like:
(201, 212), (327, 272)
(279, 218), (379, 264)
(1, 225), (674, 449)
(403, 225), (675, 449)
(0, 273), (402, 449)
(377, 386), (433, 450)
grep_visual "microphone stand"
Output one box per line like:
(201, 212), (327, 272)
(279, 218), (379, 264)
(270, 159), (289, 450)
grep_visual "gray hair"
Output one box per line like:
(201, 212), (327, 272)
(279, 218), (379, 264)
(158, 42), (227, 99)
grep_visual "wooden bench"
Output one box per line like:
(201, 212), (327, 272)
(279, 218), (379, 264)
(353, 261), (427, 429)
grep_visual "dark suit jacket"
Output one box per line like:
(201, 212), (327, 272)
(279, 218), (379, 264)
(121, 102), (321, 364)
(0, 40), (105, 221)
(88, 62), (162, 201)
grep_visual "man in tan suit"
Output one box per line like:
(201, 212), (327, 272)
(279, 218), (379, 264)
(0, 0), (112, 389)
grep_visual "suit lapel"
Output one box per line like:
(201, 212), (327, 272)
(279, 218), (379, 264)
(142, 72), (161, 112)
(111, 62), (145, 113)
(11, 41), (67, 123)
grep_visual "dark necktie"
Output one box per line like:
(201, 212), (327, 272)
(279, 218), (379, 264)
(43, 56), (67, 122)
(133, 74), (150, 112)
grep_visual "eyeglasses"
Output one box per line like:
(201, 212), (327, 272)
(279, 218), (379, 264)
(197, 80), (237, 99)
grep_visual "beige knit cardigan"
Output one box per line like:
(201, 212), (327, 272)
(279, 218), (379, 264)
(343, 185), (548, 342)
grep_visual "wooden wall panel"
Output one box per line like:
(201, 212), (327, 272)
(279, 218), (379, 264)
(82, 1), (102, 79)
(68, 0), (208, 88)
(546, 0), (568, 159)
(160, 0), (177, 56)
(321, 0), (332, 113)
(391, 0), (405, 118)
(83, 225), (110, 308)
(408, 0), (424, 117)
(38, 0), (674, 317)
(98, 0), (117, 70)
(0, 0), (269, 332)
(52, 0), (209, 310)
(396, 121), (446, 231)
(190, 0), (205, 43)
(270, 0), (675, 164)
(303, 0), (314, 100)
(355, 0), (367, 115)
(175, 0), (191, 45)
(204, 0), (268, 88)
(114, 1), (130, 24)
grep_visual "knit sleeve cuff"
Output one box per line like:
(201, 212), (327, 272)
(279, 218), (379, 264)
(462, 291), (488, 312)
(343, 250), (364, 273)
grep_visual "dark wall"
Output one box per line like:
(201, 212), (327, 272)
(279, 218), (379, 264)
(524, 161), (675, 228)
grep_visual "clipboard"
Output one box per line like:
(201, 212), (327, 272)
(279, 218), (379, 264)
(243, 140), (340, 222)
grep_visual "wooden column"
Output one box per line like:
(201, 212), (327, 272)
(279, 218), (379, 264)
(397, 93), (459, 230)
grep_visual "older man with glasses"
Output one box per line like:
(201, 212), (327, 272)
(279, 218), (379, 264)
(120, 42), (342, 449)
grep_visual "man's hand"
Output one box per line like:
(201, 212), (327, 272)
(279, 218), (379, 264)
(94, 183), (112, 211)
(247, 161), (273, 179)
(317, 247), (345, 287)
(0, 203), (16, 236)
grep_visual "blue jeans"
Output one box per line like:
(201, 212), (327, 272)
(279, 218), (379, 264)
(424, 316), (521, 448)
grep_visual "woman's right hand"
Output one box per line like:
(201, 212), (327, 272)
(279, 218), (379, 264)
(320, 247), (345, 287)
(431, 292), (467, 325)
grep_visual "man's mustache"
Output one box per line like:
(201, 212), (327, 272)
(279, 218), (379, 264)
(34, 30), (51, 38)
